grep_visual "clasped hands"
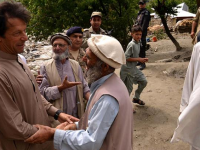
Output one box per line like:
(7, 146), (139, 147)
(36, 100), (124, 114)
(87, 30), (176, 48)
(25, 114), (78, 144)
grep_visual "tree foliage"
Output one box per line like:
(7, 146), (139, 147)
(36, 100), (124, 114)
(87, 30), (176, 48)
(17, 0), (139, 49)
(150, 0), (182, 51)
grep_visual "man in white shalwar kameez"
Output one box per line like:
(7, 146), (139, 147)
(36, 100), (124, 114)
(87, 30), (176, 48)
(171, 42), (200, 150)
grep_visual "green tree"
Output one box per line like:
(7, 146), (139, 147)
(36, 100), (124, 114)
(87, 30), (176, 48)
(150, 0), (182, 51)
(17, 0), (138, 49)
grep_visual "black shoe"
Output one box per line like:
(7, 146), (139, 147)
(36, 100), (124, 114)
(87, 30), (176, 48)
(136, 62), (141, 66)
(132, 98), (145, 105)
(139, 63), (146, 70)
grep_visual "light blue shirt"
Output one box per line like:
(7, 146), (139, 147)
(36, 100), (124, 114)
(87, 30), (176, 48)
(54, 73), (119, 150)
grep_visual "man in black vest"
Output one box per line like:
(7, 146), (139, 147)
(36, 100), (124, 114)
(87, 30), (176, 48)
(135, 0), (151, 70)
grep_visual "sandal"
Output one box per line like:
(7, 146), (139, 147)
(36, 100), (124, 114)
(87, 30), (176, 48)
(133, 98), (145, 105)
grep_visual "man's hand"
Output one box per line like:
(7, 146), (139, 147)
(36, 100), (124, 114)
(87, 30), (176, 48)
(191, 32), (195, 39)
(64, 123), (77, 130)
(56, 122), (77, 130)
(56, 122), (69, 130)
(36, 75), (44, 85)
(58, 75), (82, 92)
(25, 124), (55, 144)
(138, 58), (148, 63)
(85, 92), (90, 101)
(58, 113), (79, 124)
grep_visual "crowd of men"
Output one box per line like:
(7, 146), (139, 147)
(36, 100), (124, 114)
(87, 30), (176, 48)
(0, 1), (133, 150)
(2, 0), (200, 150)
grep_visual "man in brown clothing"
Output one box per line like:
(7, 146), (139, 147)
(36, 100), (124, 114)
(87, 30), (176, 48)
(82, 11), (107, 49)
(0, 2), (78, 150)
(25, 35), (133, 150)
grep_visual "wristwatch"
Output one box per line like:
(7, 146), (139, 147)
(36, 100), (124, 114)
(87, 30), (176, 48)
(54, 110), (62, 120)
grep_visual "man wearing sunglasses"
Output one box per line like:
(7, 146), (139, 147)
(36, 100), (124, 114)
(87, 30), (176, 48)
(135, 0), (151, 70)
(38, 33), (90, 127)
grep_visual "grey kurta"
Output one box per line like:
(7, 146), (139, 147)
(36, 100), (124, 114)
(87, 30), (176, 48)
(120, 39), (147, 97)
(0, 51), (57, 150)
(39, 59), (90, 117)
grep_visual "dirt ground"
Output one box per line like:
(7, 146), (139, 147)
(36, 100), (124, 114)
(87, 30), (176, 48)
(116, 33), (193, 150)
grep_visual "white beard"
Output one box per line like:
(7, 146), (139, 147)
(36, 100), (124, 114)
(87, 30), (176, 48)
(86, 60), (103, 86)
(53, 50), (69, 60)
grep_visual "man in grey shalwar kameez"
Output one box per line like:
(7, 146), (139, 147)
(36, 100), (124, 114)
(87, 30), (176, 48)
(120, 25), (148, 106)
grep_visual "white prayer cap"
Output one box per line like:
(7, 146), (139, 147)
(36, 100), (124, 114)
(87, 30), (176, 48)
(87, 35), (126, 69)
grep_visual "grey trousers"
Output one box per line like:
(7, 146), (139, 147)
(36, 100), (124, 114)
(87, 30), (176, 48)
(122, 75), (147, 99)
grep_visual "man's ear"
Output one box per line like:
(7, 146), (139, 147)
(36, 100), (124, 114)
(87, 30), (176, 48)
(101, 63), (110, 72)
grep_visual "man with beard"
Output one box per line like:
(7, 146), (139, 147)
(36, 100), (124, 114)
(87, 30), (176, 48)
(39, 33), (90, 127)
(0, 1), (78, 150)
(82, 11), (107, 49)
(25, 35), (133, 150)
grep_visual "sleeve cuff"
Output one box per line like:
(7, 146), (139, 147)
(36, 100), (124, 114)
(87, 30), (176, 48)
(54, 129), (66, 150)
(28, 125), (38, 138)
(75, 122), (79, 129)
(180, 105), (187, 113)
(47, 106), (58, 117)
(52, 86), (62, 99)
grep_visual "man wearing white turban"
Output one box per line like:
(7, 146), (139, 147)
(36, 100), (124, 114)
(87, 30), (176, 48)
(25, 35), (133, 150)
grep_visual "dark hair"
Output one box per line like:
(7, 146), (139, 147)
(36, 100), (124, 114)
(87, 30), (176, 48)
(0, 1), (31, 37)
(131, 25), (142, 33)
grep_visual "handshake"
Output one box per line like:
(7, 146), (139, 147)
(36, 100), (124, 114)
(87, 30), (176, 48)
(25, 121), (77, 144)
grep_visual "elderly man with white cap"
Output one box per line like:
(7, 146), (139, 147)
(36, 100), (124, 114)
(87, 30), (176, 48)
(25, 35), (133, 150)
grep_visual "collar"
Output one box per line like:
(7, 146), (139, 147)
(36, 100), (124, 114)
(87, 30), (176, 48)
(89, 26), (105, 34)
(139, 8), (147, 13)
(0, 50), (18, 60)
(132, 39), (140, 44)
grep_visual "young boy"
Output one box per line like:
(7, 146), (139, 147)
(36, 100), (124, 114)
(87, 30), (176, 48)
(120, 25), (148, 105)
